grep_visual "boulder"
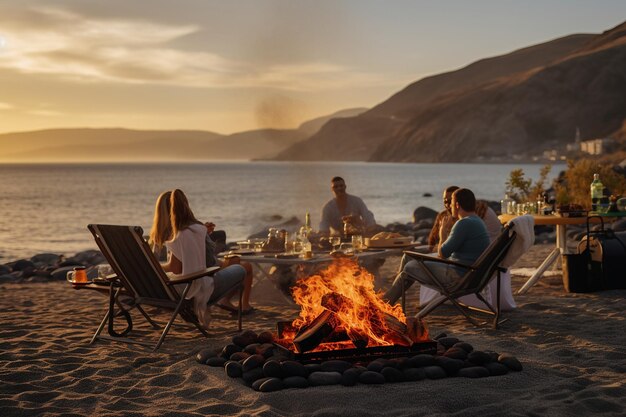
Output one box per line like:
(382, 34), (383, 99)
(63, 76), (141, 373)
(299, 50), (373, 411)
(413, 207), (438, 223)
(51, 266), (77, 281)
(10, 259), (35, 271)
(30, 253), (62, 266)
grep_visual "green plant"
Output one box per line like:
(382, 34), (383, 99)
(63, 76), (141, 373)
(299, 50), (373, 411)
(506, 165), (552, 203)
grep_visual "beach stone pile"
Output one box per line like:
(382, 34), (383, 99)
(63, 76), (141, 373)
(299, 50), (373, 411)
(196, 330), (522, 392)
(0, 250), (106, 284)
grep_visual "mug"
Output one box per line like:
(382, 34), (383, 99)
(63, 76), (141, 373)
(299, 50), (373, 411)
(67, 266), (88, 283)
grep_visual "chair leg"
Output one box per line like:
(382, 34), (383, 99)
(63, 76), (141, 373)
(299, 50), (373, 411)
(90, 309), (111, 345)
(400, 275), (406, 313)
(448, 297), (480, 327)
(153, 283), (192, 352)
(133, 304), (161, 329)
(494, 272), (502, 329)
(415, 294), (448, 319)
(237, 284), (243, 331)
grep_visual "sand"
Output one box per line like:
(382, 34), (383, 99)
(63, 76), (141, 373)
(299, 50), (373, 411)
(1, 243), (625, 417)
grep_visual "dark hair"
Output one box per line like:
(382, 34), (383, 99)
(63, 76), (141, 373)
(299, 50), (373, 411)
(331, 176), (345, 183)
(453, 188), (476, 211)
(445, 185), (460, 194)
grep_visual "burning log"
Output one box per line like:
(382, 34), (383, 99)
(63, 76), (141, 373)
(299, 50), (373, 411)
(293, 310), (336, 353)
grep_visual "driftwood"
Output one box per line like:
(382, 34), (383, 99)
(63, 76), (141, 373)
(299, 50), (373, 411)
(293, 310), (336, 353)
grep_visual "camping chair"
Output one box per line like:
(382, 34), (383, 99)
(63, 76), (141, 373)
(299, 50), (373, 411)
(87, 224), (243, 351)
(401, 225), (517, 329)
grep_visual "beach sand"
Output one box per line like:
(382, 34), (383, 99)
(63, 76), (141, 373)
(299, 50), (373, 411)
(1, 243), (625, 417)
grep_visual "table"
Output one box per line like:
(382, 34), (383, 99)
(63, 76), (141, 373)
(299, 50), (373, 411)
(227, 247), (416, 301)
(498, 214), (617, 294)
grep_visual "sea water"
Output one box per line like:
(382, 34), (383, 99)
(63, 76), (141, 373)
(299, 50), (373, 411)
(0, 161), (564, 260)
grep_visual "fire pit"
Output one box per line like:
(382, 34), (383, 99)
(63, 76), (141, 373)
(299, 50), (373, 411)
(196, 258), (523, 391)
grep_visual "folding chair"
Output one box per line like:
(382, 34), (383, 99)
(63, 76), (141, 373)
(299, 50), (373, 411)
(87, 224), (243, 351)
(401, 225), (517, 329)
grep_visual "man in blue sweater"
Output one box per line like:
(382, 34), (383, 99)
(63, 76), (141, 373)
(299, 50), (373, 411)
(384, 188), (490, 304)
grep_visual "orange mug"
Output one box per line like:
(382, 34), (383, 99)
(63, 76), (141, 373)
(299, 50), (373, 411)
(67, 266), (88, 283)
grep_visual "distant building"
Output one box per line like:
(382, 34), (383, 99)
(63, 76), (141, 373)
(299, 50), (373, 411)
(566, 127), (582, 152)
(581, 138), (616, 155)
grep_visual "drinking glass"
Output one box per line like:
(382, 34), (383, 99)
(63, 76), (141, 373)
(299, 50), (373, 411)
(351, 235), (363, 252)
(330, 236), (342, 251)
(98, 264), (114, 279)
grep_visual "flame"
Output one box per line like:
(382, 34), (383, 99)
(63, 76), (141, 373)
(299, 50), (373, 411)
(285, 257), (410, 348)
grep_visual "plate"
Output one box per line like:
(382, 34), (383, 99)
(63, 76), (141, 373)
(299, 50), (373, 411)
(69, 280), (92, 286)
(365, 242), (417, 249)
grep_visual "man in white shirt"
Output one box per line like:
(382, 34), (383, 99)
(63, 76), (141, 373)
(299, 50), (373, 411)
(319, 176), (377, 236)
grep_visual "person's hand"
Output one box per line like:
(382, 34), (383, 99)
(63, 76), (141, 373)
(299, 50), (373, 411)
(204, 222), (216, 234)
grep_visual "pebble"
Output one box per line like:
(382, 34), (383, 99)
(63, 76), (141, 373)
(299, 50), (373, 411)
(221, 344), (242, 358)
(484, 362), (509, 376)
(437, 337), (459, 349)
(366, 361), (385, 373)
(320, 360), (352, 373)
(458, 366), (490, 378)
(281, 360), (308, 378)
(424, 366), (447, 379)
(206, 357), (227, 367)
(358, 371), (386, 384)
(242, 354), (265, 372)
(304, 363), (321, 374)
(341, 368), (360, 386)
(498, 354), (523, 372)
(435, 356), (463, 376)
(244, 343), (261, 355)
(242, 368), (265, 385)
(407, 354), (436, 368)
(443, 347), (467, 360)
(252, 377), (274, 391)
(468, 351), (493, 365)
(224, 361), (243, 378)
(257, 331), (274, 344)
(308, 371), (342, 386)
(452, 342), (474, 353)
(284, 376), (309, 388)
(196, 348), (217, 364)
(229, 352), (250, 362)
(403, 367), (426, 381)
(260, 378), (284, 392)
(381, 366), (405, 383)
(262, 360), (284, 378)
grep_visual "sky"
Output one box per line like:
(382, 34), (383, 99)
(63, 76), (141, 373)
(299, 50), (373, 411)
(0, 0), (625, 135)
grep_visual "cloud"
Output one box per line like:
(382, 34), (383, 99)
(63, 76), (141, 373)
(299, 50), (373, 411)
(0, 6), (392, 92)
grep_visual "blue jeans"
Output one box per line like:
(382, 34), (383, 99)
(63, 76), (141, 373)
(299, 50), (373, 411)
(209, 264), (246, 302)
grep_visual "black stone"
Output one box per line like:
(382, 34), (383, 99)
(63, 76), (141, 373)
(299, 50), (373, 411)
(229, 352), (250, 362)
(407, 354), (436, 368)
(196, 348), (217, 364)
(284, 376), (309, 388)
(366, 361), (385, 373)
(443, 347), (468, 360)
(484, 362), (509, 376)
(304, 363), (321, 374)
(484, 350), (500, 362)
(437, 337), (459, 349)
(260, 378), (284, 392)
(242, 354), (265, 372)
(435, 356), (463, 376)
(381, 367), (405, 383)
(468, 351), (493, 365)
(257, 331), (274, 344)
(252, 377), (274, 391)
(458, 366), (490, 378)
(424, 366), (447, 379)
(242, 368), (265, 385)
(225, 361), (243, 378)
(244, 343), (261, 354)
(221, 344), (243, 358)
(259, 345), (275, 359)
(433, 332), (447, 340)
(498, 354), (523, 372)
(263, 360), (284, 378)
(320, 360), (352, 373)
(206, 357), (227, 367)
(281, 360), (308, 378)
(341, 368), (360, 386)
(11, 259), (36, 271)
(389, 358), (408, 369)
(359, 371), (386, 384)
(308, 371), (342, 386)
(233, 330), (258, 348)
(452, 342), (474, 353)
(403, 367), (426, 381)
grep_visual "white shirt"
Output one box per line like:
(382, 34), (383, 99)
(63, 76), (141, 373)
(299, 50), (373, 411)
(165, 223), (214, 328)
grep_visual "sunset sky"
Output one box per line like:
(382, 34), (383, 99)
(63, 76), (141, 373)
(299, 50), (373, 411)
(0, 0), (625, 135)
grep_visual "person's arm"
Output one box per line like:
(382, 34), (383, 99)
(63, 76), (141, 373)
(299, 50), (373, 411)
(318, 202), (331, 234)
(438, 220), (466, 258)
(355, 197), (376, 227)
(161, 252), (183, 274)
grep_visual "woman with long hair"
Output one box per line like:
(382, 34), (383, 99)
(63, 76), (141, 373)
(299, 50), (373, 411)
(150, 190), (255, 316)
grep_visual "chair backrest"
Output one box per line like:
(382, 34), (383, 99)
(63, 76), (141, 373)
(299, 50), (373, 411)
(451, 225), (517, 294)
(88, 224), (178, 302)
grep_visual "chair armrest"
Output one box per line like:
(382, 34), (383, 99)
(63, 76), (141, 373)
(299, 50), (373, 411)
(403, 250), (474, 270)
(166, 266), (221, 285)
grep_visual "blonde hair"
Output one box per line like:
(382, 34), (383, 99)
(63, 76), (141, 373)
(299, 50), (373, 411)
(149, 190), (172, 250)
(170, 189), (200, 237)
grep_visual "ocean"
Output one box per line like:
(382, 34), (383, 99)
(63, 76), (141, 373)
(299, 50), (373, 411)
(0, 161), (564, 261)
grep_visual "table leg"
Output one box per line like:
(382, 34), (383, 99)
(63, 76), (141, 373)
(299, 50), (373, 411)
(517, 247), (561, 294)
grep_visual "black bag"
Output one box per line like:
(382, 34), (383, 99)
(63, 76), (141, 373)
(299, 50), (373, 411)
(561, 216), (603, 293)
(579, 228), (626, 290)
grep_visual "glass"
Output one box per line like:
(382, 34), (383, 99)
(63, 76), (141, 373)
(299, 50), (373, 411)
(351, 235), (363, 252)
(339, 242), (354, 255)
(330, 236), (342, 251)
(67, 266), (87, 283)
(97, 264), (114, 279)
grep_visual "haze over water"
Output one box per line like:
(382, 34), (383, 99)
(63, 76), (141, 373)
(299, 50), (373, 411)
(0, 161), (564, 261)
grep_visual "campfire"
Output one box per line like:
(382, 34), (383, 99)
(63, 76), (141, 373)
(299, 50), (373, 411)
(274, 258), (434, 361)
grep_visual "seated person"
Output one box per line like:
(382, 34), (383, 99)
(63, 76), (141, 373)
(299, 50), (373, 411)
(149, 190), (255, 315)
(384, 188), (490, 304)
(319, 176), (378, 236)
(421, 186), (516, 310)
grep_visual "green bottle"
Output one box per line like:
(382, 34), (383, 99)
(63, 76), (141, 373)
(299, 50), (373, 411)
(590, 173), (604, 212)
